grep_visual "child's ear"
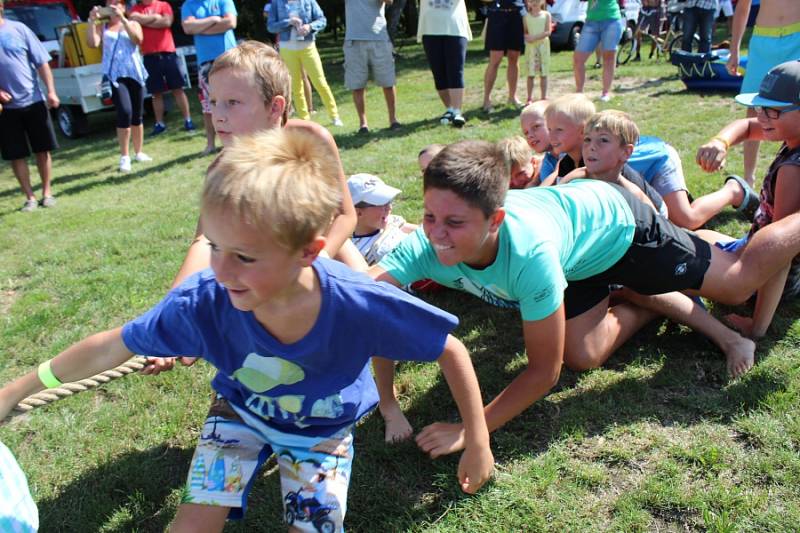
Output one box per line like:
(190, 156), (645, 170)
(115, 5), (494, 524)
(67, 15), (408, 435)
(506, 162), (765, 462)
(488, 208), (506, 232)
(269, 95), (287, 123)
(299, 236), (326, 265)
(622, 143), (634, 160)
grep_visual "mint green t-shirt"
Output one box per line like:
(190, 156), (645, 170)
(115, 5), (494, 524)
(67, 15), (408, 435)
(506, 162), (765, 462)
(586, 0), (621, 21)
(379, 180), (636, 321)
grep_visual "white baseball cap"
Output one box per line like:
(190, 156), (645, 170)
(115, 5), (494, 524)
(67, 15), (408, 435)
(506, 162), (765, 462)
(347, 173), (401, 206)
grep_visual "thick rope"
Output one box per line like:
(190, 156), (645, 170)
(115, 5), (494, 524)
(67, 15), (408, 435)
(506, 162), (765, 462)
(4, 356), (149, 421)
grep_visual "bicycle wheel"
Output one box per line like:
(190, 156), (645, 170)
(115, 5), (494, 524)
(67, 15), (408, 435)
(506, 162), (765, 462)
(668, 32), (700, 58)
(618, 32), (639, 65)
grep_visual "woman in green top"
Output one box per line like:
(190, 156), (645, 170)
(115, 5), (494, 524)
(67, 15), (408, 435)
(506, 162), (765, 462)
(572, 0), (625, 101)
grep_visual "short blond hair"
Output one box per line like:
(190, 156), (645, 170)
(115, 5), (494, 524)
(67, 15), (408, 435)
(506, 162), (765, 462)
(544, 93), (596, 126)
(419, 143), (444, 160)
(520, 100), (548, 122)
(203, 128), (341, 251)
(209, 41), (291, 125)
(585, 110), (640, 146)
(498, 136), (532, 168)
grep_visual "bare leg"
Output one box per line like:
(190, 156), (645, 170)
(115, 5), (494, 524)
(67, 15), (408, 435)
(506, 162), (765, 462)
(573, 50), (591, 92)
(352, 89), (367, 129)
(564, 296), (659, 371)
(527, 76), (534, 103)
(382, 86), (397, 125)
(117, 127), (131, 157)
(202, 113), (215, 153)
(449, 88), (463, 110)
(373, 356), (413, 442)
(507, 50), (521, 104)
(621, 289), (755, 378)
(152, 92), (165, 124)
(540, 75), (548, 100)
(10, 159), (36, 201)
(483, 50), (504, 109)
(34, 151), (52, 198)
(743, 107), (759, 187)
(601, 49), (617, 96)
(170, 503), (229, 533)
(131, 124), (144, 155)
(172, 88), (192, 121)
(437, 89), (451, 108)
(664, 181), (742, 230)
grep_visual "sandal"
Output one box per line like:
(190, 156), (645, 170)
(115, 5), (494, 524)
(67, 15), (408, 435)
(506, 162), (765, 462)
(726, 174), (759, 220)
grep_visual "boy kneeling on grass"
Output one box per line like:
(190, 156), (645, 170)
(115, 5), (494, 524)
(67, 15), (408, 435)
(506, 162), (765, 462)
(0, 128), (493, 532)
(369, 128), (800, 454)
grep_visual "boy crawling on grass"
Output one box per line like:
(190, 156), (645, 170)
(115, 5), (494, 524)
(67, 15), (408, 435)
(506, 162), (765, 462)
(0, 129), (493, 532)
(368, 130), (800, 456)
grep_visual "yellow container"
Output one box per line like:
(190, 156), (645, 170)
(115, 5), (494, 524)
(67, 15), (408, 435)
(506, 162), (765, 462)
(59, 22), (102, 67)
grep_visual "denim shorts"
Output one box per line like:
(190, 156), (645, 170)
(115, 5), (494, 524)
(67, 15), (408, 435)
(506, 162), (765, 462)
(576, 18), (625, 53)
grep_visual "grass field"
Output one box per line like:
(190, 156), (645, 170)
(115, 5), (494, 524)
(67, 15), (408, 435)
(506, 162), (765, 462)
(1, 29), (799, 532)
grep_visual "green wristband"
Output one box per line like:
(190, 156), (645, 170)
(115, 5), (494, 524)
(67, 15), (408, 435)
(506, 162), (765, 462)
(38, 360), (63, 389)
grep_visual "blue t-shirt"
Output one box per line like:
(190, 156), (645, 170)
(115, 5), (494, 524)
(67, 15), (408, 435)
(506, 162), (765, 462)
(628, 136), (671, 184)
(0, 19), (50, 109)
(539, 152), (559, 183)
(379, 180), (636, 321)
(121, 258), (457, 438)
(181, 0), (237, 65)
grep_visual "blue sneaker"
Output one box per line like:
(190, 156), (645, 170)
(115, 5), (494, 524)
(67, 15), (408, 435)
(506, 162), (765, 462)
(183, 118), (196, 131)
(151, 122), (167, 136)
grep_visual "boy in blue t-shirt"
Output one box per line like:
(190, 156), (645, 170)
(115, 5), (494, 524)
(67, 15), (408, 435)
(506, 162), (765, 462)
(0, 129), (493, 531)
(370, 137), (800, 452)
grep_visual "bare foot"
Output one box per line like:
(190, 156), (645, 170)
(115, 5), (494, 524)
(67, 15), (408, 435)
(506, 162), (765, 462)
(724, 313), (754, 338)
(722, 334), (756, 379)
(379, 401), (413, 443)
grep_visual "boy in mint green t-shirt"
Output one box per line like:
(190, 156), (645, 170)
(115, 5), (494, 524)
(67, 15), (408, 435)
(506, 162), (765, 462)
(368, 138), (800, 457)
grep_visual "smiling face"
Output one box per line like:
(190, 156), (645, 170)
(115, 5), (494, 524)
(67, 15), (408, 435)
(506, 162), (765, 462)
(582, 128), (632, 178)
(521, 111), (552, 154)
(356, 203), (392, 234)
(547, 112), (584, 160)
(209, 67), (281, 146)
(422, 188), (504, 268)
(203, 207), (317, 316)
(756, 107), (800, 148)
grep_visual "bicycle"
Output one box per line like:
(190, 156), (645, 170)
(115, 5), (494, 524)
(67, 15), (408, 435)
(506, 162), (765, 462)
(618, 0), (699, 65)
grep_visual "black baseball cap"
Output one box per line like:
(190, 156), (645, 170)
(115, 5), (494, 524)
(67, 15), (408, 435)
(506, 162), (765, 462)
(735, 60), (800, 108)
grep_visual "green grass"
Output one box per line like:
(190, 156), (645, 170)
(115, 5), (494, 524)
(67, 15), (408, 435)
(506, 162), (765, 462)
(2, 30), (799, 532)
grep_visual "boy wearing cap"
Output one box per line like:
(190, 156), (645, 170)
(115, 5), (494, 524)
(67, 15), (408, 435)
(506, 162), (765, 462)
(695, 59), (800, 339)
(348, 173), (417, 266)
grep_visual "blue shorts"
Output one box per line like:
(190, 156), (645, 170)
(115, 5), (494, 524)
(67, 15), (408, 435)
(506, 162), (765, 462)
(183, 396), (353, 532)
(741, 30), (800, 93)
(576, 18), (625, 53)
(715, 235), (749, 254)
(143, 52), (185, 94)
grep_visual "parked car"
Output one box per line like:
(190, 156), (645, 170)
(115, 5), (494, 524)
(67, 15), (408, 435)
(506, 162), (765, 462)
(549, 0), (641, 51)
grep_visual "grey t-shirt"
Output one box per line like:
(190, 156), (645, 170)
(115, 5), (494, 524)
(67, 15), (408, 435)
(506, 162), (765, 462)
(0, 19), (50, 108)
(344, 0), (389, 41)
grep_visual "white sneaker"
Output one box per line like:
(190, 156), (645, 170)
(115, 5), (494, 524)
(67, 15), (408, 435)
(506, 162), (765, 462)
(599, 93), (612, 102)
(332, 118), (344, 127)
(119, 155), (132, 172)
(134, 152), (152, 162)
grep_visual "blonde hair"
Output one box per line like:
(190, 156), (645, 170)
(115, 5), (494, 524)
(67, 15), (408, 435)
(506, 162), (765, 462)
(520, 100), (549, 122)
(544, 93), (596, 126)
(585, 110), (640, 146)
(498, 136), (532, 168)
(209, 41), (291, 125)
(203, 128), (342, 251)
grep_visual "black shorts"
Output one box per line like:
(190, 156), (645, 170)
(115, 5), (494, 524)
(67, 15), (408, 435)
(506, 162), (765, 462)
(0, 101), (58, 161)
(564, 184), (712, 319)
(143, 52), (185, 94)
(485, 11), (525, 53)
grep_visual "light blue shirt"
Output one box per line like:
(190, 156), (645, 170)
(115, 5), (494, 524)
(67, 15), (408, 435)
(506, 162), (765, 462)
(0, 19), (50, 108)
(181, 0), (237, 64)
(101, 28), (147, 86)
(0, 442), (38, 533)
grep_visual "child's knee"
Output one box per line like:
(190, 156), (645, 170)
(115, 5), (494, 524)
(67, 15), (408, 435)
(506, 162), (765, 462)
(563, 343), (604, 372)
(170, 504), (229, 533)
